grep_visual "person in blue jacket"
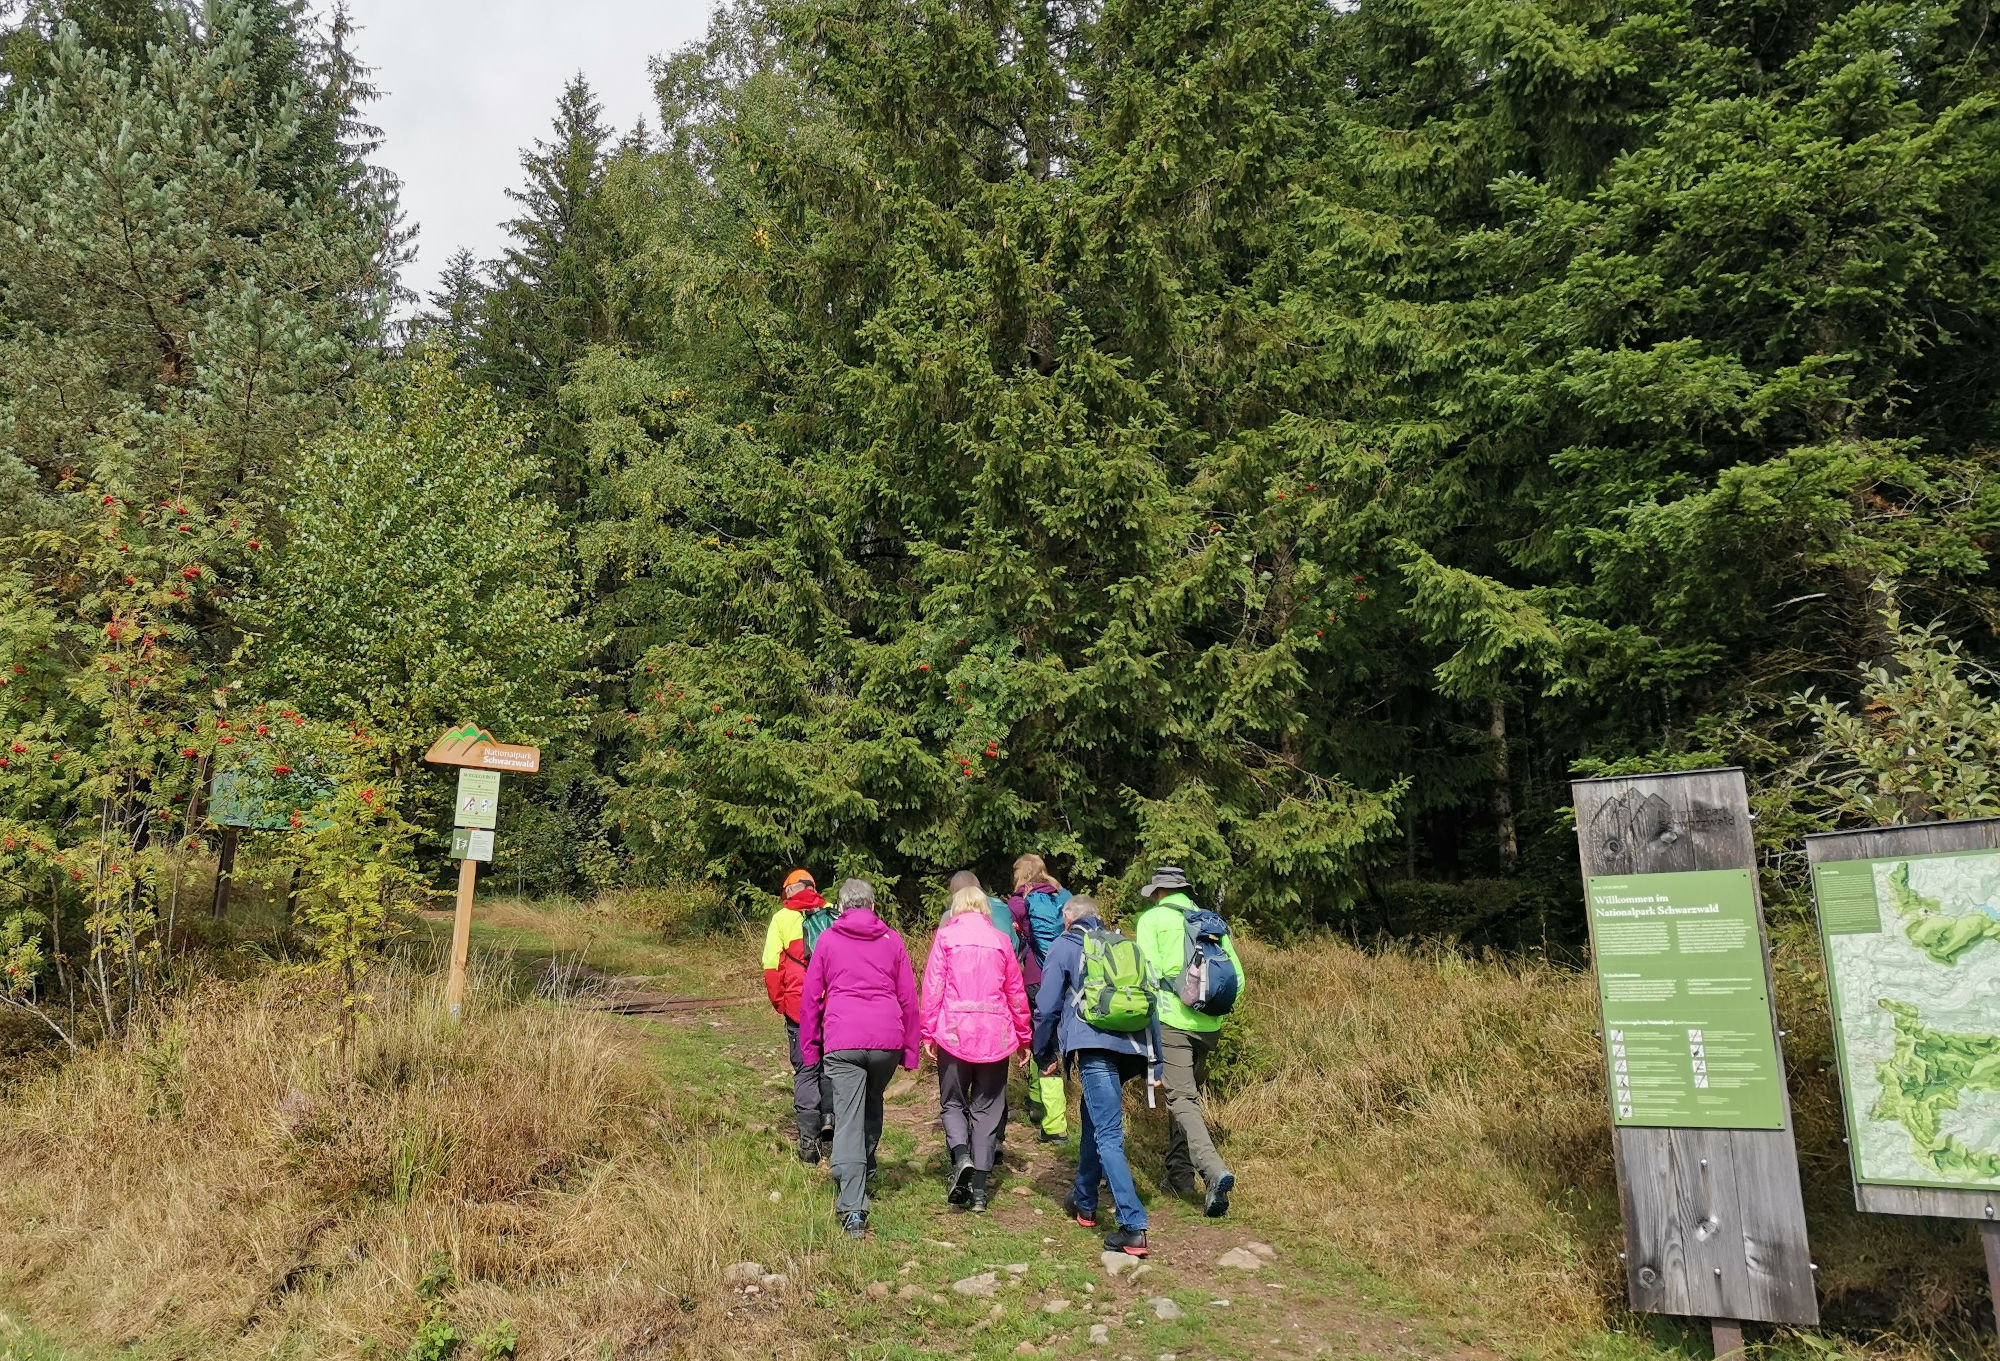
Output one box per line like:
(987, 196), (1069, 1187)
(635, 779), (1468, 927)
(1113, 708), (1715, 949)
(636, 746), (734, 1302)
(1031, 895), (1162, 1258)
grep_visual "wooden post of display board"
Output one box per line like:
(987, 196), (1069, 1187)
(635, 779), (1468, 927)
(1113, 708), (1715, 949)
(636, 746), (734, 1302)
(1572, 769), (1819, 1355)
(1805, 818), (2000, 1337)
(445, 855), (477, 1019)
(424, 723), (538, 1022)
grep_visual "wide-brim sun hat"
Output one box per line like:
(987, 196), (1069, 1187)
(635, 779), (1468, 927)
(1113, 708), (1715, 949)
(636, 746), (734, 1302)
(1138, 865), (1191, 898)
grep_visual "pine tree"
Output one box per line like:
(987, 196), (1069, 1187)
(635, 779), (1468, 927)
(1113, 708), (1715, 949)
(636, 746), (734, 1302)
(575, 0), (1404, 926)
(0, 0), (404, 512)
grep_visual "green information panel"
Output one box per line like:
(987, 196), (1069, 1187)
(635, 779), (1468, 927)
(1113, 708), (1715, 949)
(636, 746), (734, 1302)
(449, 827), (494, 863)
(454, 769), (501, 830)
(1814, 850), (2000, 1190)
(208, 766), (334, 831)
(1587, 868), (1786, 1130)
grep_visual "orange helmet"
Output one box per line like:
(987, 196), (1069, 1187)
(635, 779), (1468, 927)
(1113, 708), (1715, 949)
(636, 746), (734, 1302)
(781, 869), (816, 899)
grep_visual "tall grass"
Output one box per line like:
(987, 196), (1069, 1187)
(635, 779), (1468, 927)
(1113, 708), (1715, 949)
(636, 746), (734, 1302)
(0, 957), (813, 1359)
(1, 914), (1991, 1357)
(1197, 933), (1995, 1354)
(1201, 940), (1617, 1341)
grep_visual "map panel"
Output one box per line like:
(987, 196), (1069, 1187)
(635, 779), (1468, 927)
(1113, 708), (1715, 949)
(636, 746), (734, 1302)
(1814, 849), (2000, 1190)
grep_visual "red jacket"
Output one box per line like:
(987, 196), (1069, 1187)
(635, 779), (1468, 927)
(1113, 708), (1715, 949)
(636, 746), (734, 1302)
(761, 889), (829, 1022)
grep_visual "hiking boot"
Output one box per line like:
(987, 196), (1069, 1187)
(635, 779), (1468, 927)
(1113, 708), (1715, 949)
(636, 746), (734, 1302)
(1169, 1176), (1198, 1199)
(968, 1168), (990, 1213)
(1037, 1129), (1067, 1144)
(1204, 1170), (1235, 1219)
(947, 1146), (974, 1206)
(1102, 1227), (1148, 1257)
(796, 1136), (821, 1166)
(842, 1211), (868, 1239)
(1061, 1193), (1096, 1229)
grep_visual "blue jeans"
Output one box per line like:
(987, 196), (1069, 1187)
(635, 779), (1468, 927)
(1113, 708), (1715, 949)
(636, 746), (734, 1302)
(1071, 1051), (1147, 1230)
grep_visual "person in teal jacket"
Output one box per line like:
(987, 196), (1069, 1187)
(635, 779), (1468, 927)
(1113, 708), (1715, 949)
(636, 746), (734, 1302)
(1134, 864), (1241, 1217)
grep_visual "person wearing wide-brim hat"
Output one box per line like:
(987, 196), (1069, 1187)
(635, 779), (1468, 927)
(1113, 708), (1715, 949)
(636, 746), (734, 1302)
(1134, 864), (1243, 1217)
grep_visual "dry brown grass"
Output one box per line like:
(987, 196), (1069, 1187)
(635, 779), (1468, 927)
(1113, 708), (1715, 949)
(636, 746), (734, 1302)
(0, 959), (821, 1360)
(1198, 931), (1996, 1356)
(1202, 939), (1617, 1345)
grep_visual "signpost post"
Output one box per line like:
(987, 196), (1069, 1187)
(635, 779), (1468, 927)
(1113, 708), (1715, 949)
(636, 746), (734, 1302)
(1806, 818), (2000, 1334)
(423, 723), (539, 1020)
(1572, 769), (1819, 1355)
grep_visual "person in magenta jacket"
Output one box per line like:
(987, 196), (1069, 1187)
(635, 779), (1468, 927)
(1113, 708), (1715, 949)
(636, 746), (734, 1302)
(922, 885), (1033, 1212)
(799, 878), (920, 1238)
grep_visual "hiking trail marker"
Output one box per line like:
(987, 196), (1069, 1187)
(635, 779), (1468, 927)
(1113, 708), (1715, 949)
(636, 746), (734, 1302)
(1806, 818), (2000, 1337)
(425, 723), (539, 1019)
(1572, 769), (1818, 1357)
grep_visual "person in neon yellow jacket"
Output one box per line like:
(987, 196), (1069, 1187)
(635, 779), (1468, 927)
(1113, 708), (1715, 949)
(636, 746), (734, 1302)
(1133, 864), (1242, 1217)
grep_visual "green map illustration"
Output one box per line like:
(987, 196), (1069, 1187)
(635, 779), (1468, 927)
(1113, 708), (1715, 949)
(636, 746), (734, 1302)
(1817, 850), (2000, 1189)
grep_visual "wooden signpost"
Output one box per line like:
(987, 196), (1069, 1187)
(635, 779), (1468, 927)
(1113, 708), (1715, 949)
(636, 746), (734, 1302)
(1806, 818), (2000, 1335)
(424, 723), (539, 1019)
(1572, 769), (1819, 1356)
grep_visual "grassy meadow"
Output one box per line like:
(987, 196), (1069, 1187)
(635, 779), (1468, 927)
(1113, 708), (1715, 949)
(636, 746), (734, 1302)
(0, 891), (1990, 1360)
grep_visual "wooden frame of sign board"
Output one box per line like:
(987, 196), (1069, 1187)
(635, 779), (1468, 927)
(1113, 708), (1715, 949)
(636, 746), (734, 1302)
(1804, 819), (2000, 1333)
(1572, 769), (1819, 1358)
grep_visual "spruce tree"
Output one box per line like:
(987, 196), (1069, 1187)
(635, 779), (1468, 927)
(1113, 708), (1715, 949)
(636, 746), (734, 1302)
(476, 74), (624, 512)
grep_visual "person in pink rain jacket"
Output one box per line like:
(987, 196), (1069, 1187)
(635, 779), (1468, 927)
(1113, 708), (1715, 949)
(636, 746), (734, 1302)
(800, 878), (920, 1239)
(921, 884), (1033, 1212)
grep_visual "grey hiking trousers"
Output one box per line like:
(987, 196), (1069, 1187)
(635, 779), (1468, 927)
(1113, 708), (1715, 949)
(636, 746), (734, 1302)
(936, 1051), (1008, 1171)
(1160, 1024), (1228, 1190)
(824, 1048), (898, 1215)
(785, 1019), (834, 1144)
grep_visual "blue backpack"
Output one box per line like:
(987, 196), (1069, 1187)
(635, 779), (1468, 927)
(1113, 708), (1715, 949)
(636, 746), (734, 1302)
(1023, 886), (1071, 964)
(1176, 907), (1240, 1016)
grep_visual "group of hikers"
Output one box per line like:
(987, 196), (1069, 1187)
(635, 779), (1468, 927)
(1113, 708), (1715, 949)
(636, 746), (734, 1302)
(759, 855), (1245, 1258)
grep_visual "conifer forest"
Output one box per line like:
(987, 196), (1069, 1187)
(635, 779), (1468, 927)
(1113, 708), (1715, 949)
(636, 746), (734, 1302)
(2, 0), (1998, 1012)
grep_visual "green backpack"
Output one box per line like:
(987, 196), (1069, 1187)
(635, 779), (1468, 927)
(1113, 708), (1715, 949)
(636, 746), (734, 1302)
(1073, 925), (1157, 1032)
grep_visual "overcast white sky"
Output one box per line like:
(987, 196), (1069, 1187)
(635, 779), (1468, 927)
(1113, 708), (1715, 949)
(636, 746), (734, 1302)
(343, 0), (713, 309)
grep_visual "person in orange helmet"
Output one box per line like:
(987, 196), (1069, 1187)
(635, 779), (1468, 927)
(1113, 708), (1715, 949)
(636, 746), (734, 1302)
(765, 869), (838, 1162)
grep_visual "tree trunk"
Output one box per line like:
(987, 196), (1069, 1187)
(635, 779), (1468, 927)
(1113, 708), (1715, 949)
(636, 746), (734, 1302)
(1491, 697), (1518, 872)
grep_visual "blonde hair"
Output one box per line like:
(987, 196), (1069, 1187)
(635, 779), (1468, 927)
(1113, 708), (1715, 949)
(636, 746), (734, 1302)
(947, 886), (990, 919)
(1012, 854), (1061, 892)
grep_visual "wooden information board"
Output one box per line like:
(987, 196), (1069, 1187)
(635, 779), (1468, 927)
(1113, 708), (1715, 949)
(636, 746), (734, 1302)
(1573, 769), (1819, 1344)
(1807, 818), (2000, 1333)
